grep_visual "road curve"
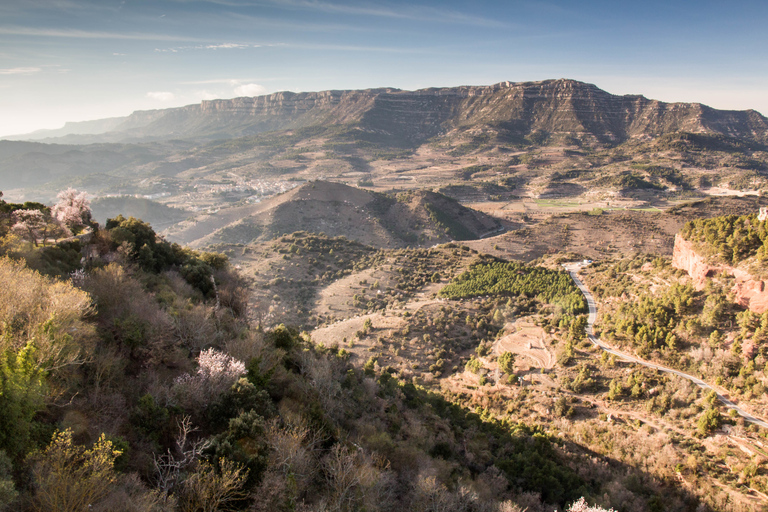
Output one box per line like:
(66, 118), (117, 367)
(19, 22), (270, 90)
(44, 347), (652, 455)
(563, 262), (768, 429)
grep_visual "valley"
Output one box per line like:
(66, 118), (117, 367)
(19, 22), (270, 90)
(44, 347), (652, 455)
(2, 79), (768, 511)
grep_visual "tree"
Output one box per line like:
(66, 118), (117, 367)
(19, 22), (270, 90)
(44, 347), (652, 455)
(697, 407), (722, 437)
(52, 188), (91, 232)
(498, 351), (516, 375)
(11, 209), (68, 246)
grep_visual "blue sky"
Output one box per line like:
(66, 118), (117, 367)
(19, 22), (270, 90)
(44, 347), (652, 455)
(1, 0), (767, 136)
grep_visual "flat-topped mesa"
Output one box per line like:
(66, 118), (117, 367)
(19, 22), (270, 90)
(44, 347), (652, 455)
(672, 233), (768, 313)
(10, 78), (768, 144)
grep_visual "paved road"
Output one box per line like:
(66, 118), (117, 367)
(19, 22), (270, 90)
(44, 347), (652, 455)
(563, 262), (768, 429)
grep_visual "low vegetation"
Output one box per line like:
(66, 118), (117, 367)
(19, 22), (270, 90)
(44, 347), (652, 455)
(440, 259), (587, 315)
(1, 187), (767, 511)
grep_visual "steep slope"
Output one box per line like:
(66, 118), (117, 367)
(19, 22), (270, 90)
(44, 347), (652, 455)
(11, 79), (768, 146)
(90, 196), (189, 230)
(173, 180), (503, 248)
(0, 139), (195, 193)
(672, 212), (768, 312)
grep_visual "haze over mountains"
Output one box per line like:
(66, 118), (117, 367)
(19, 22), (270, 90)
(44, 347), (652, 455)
(7, 79), (768, 145)
(2, 78), (768, 251)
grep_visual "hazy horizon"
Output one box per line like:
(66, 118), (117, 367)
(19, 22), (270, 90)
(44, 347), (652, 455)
(2, 0), (767, 137)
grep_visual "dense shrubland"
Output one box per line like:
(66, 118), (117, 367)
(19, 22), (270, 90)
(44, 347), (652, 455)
(439, 260), (587, 316)
(0, 191), (608, 512)
(680, 212), (768, 265)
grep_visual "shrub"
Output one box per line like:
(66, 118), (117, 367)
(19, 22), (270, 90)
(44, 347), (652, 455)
(173, 349), (246, 411)
(177, 458), (248, 512)
(206, 410), (269, 488)
(465, 356), (482, 374)
(0, 256), (94, 371)
(268, 324), (296, 350)
(0, 450), (17, 508)
(206, 378), (275, 430)
(30, 430), (121, 512)
(0, 344), (45, 459)
(553, 397), (574, 418)
(697, 407), (722, 437)
(498, 352), (516, 375)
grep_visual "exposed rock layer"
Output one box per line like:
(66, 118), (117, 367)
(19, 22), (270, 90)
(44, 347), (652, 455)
(671, 234), (768, 313)
(13, 79), (768, 145)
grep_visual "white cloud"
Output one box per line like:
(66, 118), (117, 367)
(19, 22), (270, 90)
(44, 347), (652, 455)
(233, 83), (265, 96)
(206, 43), (248, 50)
(155, 42), (260, 53)
(147, 91), (175, 101)
(0, 26), (203, 41)
(195, 90), (220, 100)
(0, 67), (41, 75)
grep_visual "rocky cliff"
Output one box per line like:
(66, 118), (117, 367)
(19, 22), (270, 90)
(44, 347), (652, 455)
(672, 234), (768, 313)
(14, 79), (768, 145)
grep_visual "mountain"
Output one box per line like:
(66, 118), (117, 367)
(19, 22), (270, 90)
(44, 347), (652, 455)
(7, 79), (768, 146)
(2, 116), (130, 141)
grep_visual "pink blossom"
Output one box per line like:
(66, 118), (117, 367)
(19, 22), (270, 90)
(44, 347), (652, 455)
(172, 348), (246, 408)
(567, 498), (616, 512)
(52, 187), (91, 229)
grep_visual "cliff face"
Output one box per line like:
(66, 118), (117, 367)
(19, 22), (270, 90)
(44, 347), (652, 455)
(671, 234), (768, 313)
(19, 79), (768, 144)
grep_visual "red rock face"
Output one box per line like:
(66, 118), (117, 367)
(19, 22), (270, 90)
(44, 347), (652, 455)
(671, 234), (768, 313)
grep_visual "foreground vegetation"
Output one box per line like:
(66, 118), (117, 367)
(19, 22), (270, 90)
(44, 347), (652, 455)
(1, 191), (766, 511)
(0, 192), (612, 512)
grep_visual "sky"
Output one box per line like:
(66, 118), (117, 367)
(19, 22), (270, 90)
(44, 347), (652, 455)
(1, 0), (767, 137)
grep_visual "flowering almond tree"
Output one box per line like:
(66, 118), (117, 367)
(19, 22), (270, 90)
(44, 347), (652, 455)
(52, 188), (91, 232)
(11, 209), (69, 247)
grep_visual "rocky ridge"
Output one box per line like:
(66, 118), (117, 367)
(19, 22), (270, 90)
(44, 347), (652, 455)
(10, 79), (768, 145)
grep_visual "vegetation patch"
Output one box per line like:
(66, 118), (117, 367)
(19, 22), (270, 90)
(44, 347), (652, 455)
(680, 213), (768, 265)
(439, 259), (587, 315)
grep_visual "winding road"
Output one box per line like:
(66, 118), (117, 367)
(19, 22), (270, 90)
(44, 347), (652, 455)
(563, 262), (768, 429)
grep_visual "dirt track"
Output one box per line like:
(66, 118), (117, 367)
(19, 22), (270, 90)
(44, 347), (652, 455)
(494, 321), (556, 369)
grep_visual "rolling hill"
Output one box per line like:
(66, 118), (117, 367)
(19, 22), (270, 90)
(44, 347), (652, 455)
(166, 180), (503, 248)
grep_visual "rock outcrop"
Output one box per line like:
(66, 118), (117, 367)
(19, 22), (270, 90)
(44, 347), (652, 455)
(672, 234), (768, 313)
(13, 79), (768, 145)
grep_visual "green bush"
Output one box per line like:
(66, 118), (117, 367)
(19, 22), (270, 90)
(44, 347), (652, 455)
(498, 352), (516, 375)
(697, 407), (722, 437)
(206, 410), (268, 488)
(440, 260), (587, 315)
(465, 356), (482, 374)
(0, 344), (45, 460)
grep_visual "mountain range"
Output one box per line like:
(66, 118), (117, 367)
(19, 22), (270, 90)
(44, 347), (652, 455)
(3, 78), (768, 250)
(6, 79), (768, 146)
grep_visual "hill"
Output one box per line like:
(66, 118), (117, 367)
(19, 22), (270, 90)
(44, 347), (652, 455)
(90, 196), (190, 230)
(167, 180), (503, 248)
